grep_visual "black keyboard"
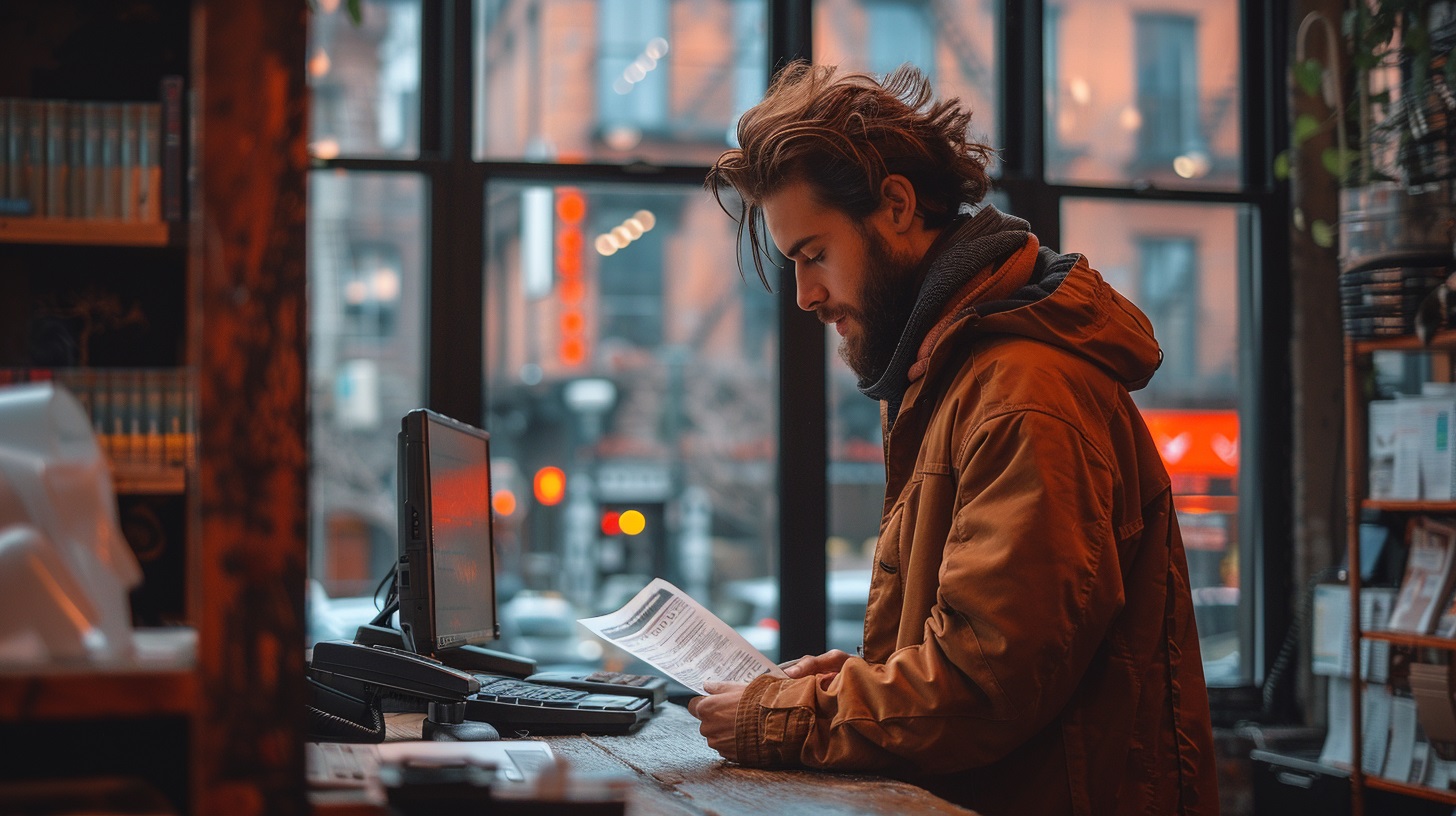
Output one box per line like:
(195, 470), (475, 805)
(464, 675), (651, 736)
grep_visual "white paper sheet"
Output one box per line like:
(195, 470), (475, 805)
(578, 577), (788, 695)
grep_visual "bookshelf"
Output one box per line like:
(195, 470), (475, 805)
(0, 1), (308, 813)
(0, 217), (176, 246)
(1344, 329), (1456, 815)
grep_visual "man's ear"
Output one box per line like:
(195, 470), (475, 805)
(879, 175), (919, 234)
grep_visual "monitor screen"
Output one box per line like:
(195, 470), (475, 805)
(397, 409), (498, 653)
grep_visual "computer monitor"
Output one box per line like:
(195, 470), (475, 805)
(396, 409), (499, 654)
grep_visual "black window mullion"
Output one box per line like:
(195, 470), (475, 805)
(418, 0), (446, 157)
(1241, 0), (1293, 721)
(428, 0), (485, 425)
(773, 0), (828, 661)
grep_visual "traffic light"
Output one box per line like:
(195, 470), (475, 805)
(533, 466), (566, 506)
(599, 507), (647, 536)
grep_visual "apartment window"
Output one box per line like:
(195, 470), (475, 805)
(1134, 14), (1204, 174)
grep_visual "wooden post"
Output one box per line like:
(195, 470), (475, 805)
(189, 0), (310, 812)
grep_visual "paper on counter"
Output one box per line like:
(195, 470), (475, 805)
(579, 577), (787, 695)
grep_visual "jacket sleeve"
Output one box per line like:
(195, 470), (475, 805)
(733, 410), (1129, 774)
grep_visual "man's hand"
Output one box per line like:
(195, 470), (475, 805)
(780, 648), (852, 679)
(686, 680), (748, 761)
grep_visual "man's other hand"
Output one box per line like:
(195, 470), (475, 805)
(781, 649), (852, 679)
(686, 680), (748, 761)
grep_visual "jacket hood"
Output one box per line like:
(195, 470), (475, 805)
(963, 246), (1163, 391)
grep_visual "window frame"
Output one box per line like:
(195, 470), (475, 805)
(311, 0), (1291, 722)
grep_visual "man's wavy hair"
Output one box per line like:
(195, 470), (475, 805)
(706, 61), (995, 290)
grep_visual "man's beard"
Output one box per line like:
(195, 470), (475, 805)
(834, 229), (922, 384)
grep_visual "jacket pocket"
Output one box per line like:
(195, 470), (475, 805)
(864, 477), (922, 659)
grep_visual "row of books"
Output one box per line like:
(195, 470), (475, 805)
(0, 78), (183, 221)
(1369, 388), (1456, 501)
(1309, 518), (1456, 653)
(1321, 676), (1456, 790)
(1313, 518), (1456, 791)
(0, 367), (195, 473)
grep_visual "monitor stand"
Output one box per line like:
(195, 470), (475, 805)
(354, 623), (537, 678)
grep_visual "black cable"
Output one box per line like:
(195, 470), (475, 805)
(1262, 564), (1344, 718)
(368, 566), (399, 628)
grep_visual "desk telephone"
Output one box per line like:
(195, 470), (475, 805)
(307, 640), (652, 742)
(308, 640), (499, 742)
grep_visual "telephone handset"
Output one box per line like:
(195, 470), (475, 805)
(310, 640), (482, 700)
(307, 640), (499, 742)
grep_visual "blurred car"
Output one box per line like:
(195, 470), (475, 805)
(306, 579), (390, 647)
(719, 570), (872, 662)
(497, 590), (604, 671)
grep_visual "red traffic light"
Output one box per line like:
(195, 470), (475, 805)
(600, 510), (621, 536)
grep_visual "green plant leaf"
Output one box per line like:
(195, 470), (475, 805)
(1312, 219), (1336, 248)
(347, 0), (362, 24)
(1274, 150), (1291, 181)
(1293, 113), (1322, 147)
(1321, 147), (1357, 180)
(1295, 59), (1325, 97)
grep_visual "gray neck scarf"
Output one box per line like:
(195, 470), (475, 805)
(859, 204), (1031, 427)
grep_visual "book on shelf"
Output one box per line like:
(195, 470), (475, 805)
(100, 102), (121, 219)
(83, 102), (102, 217)
(43, 99), (66, 218)
(0, 94), (167, 224)
(25, 98), (45, 216)
(2, 98), (23, 204)
(1371, 399), (1400, 500)
(66, 101), (84, 216)
(0, 98), (8, 202)
(1389, 517), (1456, 634)
(1312, 582), (1395, 681)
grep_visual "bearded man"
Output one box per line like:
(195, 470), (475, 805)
(690, 62), (1219, 816)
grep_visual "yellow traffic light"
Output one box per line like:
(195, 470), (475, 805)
(619, 509), (645, 536)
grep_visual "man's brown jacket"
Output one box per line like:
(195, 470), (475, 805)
(733, 235), (1219, 815)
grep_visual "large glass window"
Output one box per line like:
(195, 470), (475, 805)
(306, 0), (1284, 712)
(307, 0), (422, 160)
(474, 0), (768, 165)
(1063, 198), (1249, 685)
(483, 181), (780, 667)
(1044, 0), (1241, 190)
(307, 171), (427, 603)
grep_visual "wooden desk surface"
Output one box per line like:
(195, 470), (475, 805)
(362, 704), (978, 816)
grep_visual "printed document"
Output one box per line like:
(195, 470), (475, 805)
(579, 578), (787, 695)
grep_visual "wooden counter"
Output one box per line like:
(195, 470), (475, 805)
(315, 704), (977, 816)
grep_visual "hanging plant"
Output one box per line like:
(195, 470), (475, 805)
(1281, 2), (1456, 248)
